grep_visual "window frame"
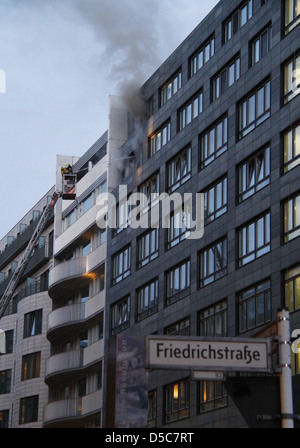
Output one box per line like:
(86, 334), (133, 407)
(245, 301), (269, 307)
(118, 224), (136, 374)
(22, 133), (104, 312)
(165, 317), (190, 336)
(111, 246), (131, 286)
(284, 0), (300, 35)
(21, 352), (41, 381)
(284, 265), (300, 313)
(165, 379), (190, 423)
(199, 238), (228, 288)
(238, 279), (272, 333)
(204, 176), (228, 224)
(178, 90), (203, 132)
(19, 395), (39, 425)
(149, 121), (171, 157)
(199, 300), (228, 338)
(223, 0), (253, 43)
(238, 211), (271, 267)
(189, 34), (215, 78)
(283, 51), (300, 105)
(238, 78), (271, 140)
(250, 23), (272, 67)
(160, 69), (182, 107)
(200, 115), (228, 169)
(167, 146), (192, 193)
(137, 228), (159, 269)
(110, 295), (131, 335)
(23, 309), (43, 339)
(136, 278), (159, 322)
(283, 191), (300, 243)
(282, 121), (300, 173)
(212, 54), (241, 101)
(238, 145), (271, 203)
(165, 259), (191, 306)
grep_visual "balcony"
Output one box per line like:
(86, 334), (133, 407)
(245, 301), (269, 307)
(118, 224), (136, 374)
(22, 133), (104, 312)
(43, 389), (102, 428)
(45, 339), (104, 384)
(48, 244), (106, 300)
(47, 291), (105, 341)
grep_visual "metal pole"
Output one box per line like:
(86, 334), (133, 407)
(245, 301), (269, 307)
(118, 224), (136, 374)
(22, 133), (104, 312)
(277, 308), (294, 428)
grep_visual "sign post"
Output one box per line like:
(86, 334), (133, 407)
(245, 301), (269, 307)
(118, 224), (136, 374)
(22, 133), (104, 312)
(278, 308), (294, 429)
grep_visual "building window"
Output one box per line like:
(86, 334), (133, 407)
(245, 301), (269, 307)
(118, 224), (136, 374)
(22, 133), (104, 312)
(149, 121), (171, 157)
(82, 240), (91, 257)
(167, 146), (192, 193)
(138, 172), (160, 212)
(284, 192), (300, 242)
(199, 301), (227, 338)
(111, 296), (130, 335)
(292, 343), (300, 375)
(212, 55), (241, 100)
(224, 0), (253, 43)
(250, 24), (272, 66)
(21, 352), (41, 381)
(23, 310), (42, 339)
(166, 259), (191, 306)
(199, 381), (228, 414)
(148, 391), (157, 428)
(136, 278), (158, 321)
(238, 146), (271, 202)
(239, 79), (271, 139)
(283, 52), (300, 104)
(0, 410), (9, 428)
(167, 208), (190, 249)
(178, 90), (203, 131)
(204, 177), (228, 224)
(5, 330), (13, 354)
(83, 194), (93, 214)
(160, 70), (182, 106)
(283, 122), (300, 173)
(66, 209), (76, 229)
(200, 115), (228, 169)
(112, 246), (131, 285)
(285, 265), (300, 312)
(238, 280), (271, 333)
(199, 238), (227, 288)
(19, 396), (39, 425)
(0, 370), (11, 395)
(165, 379), (189, 423)
(190, 35), (215, 77)
(137, 228), (159, 269)
(284, 0), (300, 35)
(113, 199), (130, 236)
(165, 317), (190, 336)
(238, 212), (271, 267)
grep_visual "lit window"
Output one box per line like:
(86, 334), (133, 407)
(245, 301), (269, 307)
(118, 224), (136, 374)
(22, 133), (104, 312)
(285, 265), (300, 312)
(284, 192), (300, 242)
(149, 122), (171, 157)
(284, 0), (300, 35)
(283, 123), (300, 173)
(165, 379), (189, 423)
(283, 53), (300, 104)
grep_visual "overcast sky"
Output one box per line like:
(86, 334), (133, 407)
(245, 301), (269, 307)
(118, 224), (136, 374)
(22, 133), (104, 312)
(0, 0), (219, 239)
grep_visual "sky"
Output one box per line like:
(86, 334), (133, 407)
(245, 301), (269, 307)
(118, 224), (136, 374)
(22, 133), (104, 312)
(0, 0), (219, 239)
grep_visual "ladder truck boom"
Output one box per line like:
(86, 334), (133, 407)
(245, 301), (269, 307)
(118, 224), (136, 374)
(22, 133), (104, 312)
(0, 191), (61, 321)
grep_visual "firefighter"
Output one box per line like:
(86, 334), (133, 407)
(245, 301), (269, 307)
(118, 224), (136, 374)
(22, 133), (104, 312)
(61, 164), (73, 175)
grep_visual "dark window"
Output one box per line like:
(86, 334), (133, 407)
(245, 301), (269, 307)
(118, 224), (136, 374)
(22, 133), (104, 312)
(284, 192), (300, 242)
(149, 121), (171, 157)
(199, 238), (227, 287)
(223, 0), (253, 42)
(136, 278), (158, 321)
(23, 310), (42, 338)
(137, 228), (159, 269)
(111, 296), (130, 335)
(179, 91), (203, 131)
(190, 35), (215, 77)
(250, 24), (272, 66)
(21, 352), (41, 381)
(166, 259), (191, 306)
(112, 246), (131, 285)
(199, 301), (227, 338)
(165, 379), (189, 423)
(165, 317), (190, 336)
(212, 55), (241, 100)
(167, 146), (191, 193)
(204, 177), (228, 224)
(0, 410), (9, 428)
(200, 115), (228, 169)
(0, 370), (11, 395)
(239, 79), (271, 139)
(238, 212), (271, 267)
(238, 280), (271, 333)
(19, 396), (39, 424)
(238, 146), (271, 202)
(148, 390), (157, 428)
(5, 330), (14, 354)
(160, 70), (182, 106)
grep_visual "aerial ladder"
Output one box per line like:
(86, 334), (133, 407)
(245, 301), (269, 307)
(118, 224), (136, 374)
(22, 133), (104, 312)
(0, 165), (77, 327)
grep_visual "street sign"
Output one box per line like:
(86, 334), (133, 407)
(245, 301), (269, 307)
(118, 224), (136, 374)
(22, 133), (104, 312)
(146, 336), (272, 373)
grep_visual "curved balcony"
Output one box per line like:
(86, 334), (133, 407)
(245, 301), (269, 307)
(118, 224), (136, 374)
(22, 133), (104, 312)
(47, 290), (105, 342)
(48, 244), (106, 300)
(43, 389), (102, 428)
(45, 339), (104, 385)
